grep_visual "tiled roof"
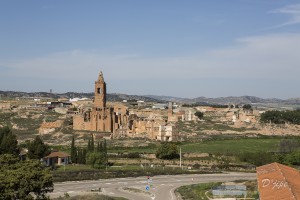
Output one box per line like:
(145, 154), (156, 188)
(44, 151), (70, 158)
(256, 162), (300, 200)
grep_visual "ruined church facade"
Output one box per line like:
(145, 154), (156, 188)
(73, 72), (178, 141)
(73, 72), (126, 133)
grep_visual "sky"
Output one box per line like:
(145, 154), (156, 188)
(1, 0), (300, 99)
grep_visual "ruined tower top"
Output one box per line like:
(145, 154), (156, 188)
(94, 71), (106, 108)
(97, 71), (105, 83)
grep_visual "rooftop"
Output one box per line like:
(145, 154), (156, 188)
(44, 151), (70, 158)
(256, 162), (300, 200)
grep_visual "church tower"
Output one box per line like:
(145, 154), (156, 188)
(94, 71), (106, 108)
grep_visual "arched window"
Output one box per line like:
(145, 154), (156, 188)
(97, 88), (101, 94)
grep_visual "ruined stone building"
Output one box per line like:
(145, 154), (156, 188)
(73, 72), (179, 141)
(73, 72), (128, 133)
(157, 124), (179, 141)
(167, 102), (179, 122)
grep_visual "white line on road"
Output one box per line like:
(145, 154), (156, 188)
(170, 188), (174, 200)
(118, 182), (128, 184)
(170, 185), (178, 200)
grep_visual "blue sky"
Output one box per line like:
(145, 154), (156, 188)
(1, 0), (300, 98)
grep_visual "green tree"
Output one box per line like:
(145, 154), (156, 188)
(91, 134), (95, 151)
(99, 141), (103, 152)
(87, 134), (95, 152)
(82, 148), (87, 164)
(103, 139), (108, 166)
(86, 152), (106, 169)
(155, 143), (179, 160)
(87, 139), (91, 152)
(0, 126), (19, 155)
(70, 136), (77, 163)
(243, 104), (252, 110)
(278, 139), (300, 153)
(27, 136), (51, 159)
(284, 151), (300, 165)
(0, 154), (53, 199)
(97, 141), (100, 152)
(260, 110), (300, 125)
(238, 151), (274, 166)
(194, 111), (204, 120)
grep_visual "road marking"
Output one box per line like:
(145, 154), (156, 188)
(170, 188), (174, 200)
(118, 182), (128, 184)
(170, 186), (178, 200)
(105, 183), (112, 185)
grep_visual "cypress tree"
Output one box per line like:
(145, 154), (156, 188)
(0, 126), (19, 155)
(27, 136), (50, 159)
(78, 149), (83, 164)
(71, 136), (77, 163)
(87, 139), (91, 152)
(100, 141), (103, 153)
(103, 139), (108, 166)
(91, 134), (95, 152)
(97, 141), (100, 152)
(82, 148), (87, 164)
(103, 139), (107, 154)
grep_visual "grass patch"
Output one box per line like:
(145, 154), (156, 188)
(52, 165), (211, 182)
(181, 138), (280, 154)
(53, 194), (127, 200)
(55, 164), (94, 172)
(176, 180), (258, 200)
(176, 182), (220, 200)
(107, 138), (281, 155)
(108, 143), (157, 153)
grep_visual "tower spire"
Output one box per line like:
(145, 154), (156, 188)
(98, 71), (104, 82)
(94, 71), (106, 108)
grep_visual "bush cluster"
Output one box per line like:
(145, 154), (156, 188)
(260, 110), (300, 124)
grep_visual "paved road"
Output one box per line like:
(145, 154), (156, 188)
(51, 172), (256, 200)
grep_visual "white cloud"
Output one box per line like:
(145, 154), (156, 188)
(271, 3), (300, 27)
(1, 33), (300, 91)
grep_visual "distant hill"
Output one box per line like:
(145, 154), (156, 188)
(1, 91), (299, 105)
(144, 95), (300, 105)
(0, 91), (162, 103)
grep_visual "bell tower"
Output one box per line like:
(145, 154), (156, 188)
(94, 71), (106, 108)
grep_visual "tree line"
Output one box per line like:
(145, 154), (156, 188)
(260, 110), (300, 125)
(71, 134), (108, 169)
(182, 102), (228, 108)
(0, 126), (52, 199)
(238, 139), (300, 166)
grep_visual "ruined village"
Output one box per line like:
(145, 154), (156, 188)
(1, 72), (299, 147)
(1, 72), (300, 199)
